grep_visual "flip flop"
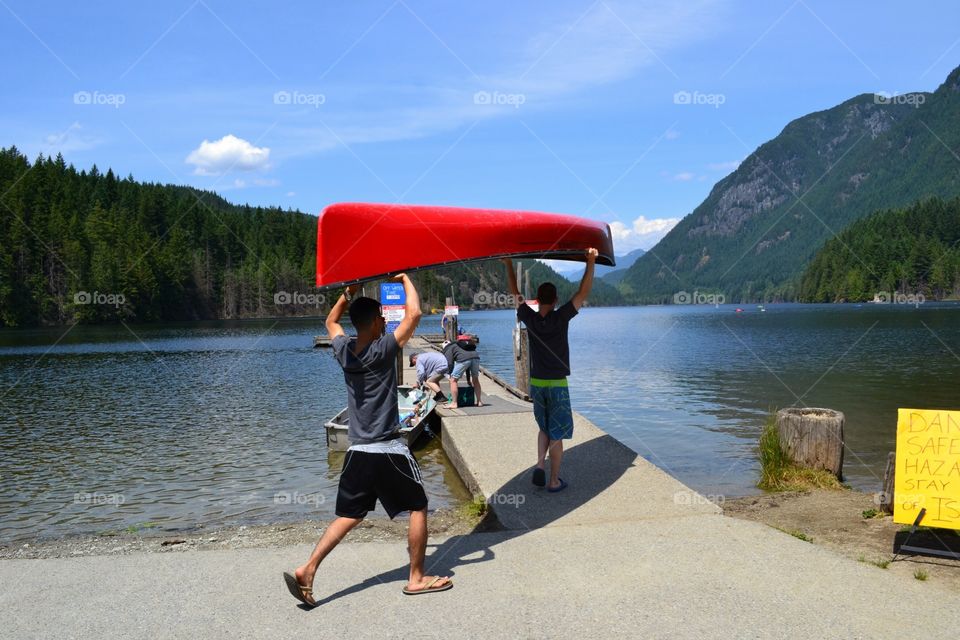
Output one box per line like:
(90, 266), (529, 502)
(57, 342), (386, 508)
(283, 571), (317, 607)
(547, 478), (568, 493)
(532, 468), (546, 487)
(403, 576), (453, 596)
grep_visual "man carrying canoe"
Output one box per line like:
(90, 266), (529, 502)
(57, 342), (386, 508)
(284, 273), (452, 606)
(503, 249), (597, 493)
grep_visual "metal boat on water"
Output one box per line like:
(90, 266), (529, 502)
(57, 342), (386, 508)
(324, 385), (438, 452)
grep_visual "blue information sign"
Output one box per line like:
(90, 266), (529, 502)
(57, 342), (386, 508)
(380, 282), (406, 304)
(380, 282), (406, 333)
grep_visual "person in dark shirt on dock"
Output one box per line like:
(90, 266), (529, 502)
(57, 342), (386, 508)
(283, 274), (452, 606)
(441, 338), (483, 408)
(503, 249), (597, 493)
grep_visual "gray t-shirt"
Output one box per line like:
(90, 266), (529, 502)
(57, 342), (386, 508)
(331, 333), (399, 444)
(517, 301), (578, 379)
(415, 351), (448, 384)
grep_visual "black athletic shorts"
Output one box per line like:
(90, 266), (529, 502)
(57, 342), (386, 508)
(336, 448), (428, 519)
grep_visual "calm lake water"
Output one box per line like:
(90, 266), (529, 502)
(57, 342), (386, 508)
(2, 303), (959, 542)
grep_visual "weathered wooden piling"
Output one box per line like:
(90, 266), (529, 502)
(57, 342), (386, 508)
(513, 325), (530, 396)
(880, 451), (895, 514)
(443, 296), (458, 343)
(775, 407), (845, 480)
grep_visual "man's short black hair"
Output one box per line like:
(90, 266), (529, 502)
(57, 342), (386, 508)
(349, 296), (382, 330)
(537, 282), (558, 306)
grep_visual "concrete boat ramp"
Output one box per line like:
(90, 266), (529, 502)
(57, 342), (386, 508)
(3, 337), (959, 638)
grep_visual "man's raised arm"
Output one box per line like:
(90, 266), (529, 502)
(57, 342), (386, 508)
(571, 248), (598, 310)
(325, 284), (359, 339)
(501, 258), (523, 303)
(392, 273), (422, 348)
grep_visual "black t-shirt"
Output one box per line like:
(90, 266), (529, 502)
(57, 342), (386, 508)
(331, 333), (399, 444)
(517, 300), (578, 379)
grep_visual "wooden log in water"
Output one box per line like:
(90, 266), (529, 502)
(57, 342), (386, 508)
(880, 451), (895, 514)
(775, 407), (845, 480)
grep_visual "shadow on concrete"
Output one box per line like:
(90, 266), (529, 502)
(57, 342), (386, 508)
(311, 434), (636, 606)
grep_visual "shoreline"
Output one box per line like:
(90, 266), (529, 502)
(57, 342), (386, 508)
(0, 506), (485, 560)
(11, 299), (960, 331)
(14, 484), (960, 593)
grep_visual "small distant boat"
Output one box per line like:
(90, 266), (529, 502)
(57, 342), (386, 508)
(757, 304), (766, 312)
(324, 385), (438, 452)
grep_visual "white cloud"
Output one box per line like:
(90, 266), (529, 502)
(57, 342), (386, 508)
(185, 134), (271, 176)
(221, 177), (280, 190)
(707, 160), (741, 172)
(538, 258), (583, 275)
(505, 1), (719, 95)
(269, 0), (723, 159)
(286, 191), (296, 197)
(609, 215), (680, 253)
(660, 170), (697, 181)
(41, 122), (100, 153)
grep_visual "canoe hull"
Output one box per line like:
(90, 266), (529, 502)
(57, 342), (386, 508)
(316, 202), (615, 289)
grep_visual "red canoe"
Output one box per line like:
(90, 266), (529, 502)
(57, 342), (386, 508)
(315, 202), (615, 289)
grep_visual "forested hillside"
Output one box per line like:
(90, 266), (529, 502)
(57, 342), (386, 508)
(799, 197), (960, 302)
(0, 147), (318, 326)
(0, 147), (619, 326)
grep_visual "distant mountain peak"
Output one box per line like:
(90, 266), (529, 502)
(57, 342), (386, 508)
(620, 63), (960, 303)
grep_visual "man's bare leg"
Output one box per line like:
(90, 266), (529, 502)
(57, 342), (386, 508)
(473, 376), (483, 406)
(444, 377), (459, 408)
(424, 379), (442, 395)
(547, 439), (564, 489)
(536, 429), (548, 471)
(294, 516), (362, 592)
(406, 508), (450, 591)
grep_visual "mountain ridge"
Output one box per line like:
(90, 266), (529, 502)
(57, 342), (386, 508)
(619, 64), (960, 303)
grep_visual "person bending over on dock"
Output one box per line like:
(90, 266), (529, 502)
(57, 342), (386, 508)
(409, 351), (448, 401)
(284, 274), (452, 606)
(502, 249), (597, 493)
(441, 338), (483, 408)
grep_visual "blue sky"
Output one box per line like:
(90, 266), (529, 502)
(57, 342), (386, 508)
(2, 0), (959, 266)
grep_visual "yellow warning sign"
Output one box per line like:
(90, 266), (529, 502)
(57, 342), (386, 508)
(894, 409), (960, 529)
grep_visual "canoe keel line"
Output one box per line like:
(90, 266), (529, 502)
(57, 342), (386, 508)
(315, 202), (615, 289)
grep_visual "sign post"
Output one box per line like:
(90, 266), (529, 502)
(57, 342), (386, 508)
(442, 298), (458, 343)
(380, 282), (406, 383)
